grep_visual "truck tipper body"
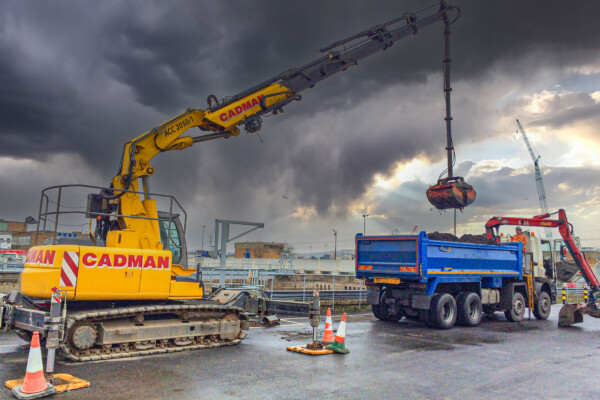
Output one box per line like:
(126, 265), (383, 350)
(356, 231), (556, 328)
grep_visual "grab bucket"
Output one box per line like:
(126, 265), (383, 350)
(426, 176), (476, 210)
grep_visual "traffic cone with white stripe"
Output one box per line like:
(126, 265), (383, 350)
(11, 332), (56, 399)
(321, 308), (334, 344)
(326, 313), (350, 354)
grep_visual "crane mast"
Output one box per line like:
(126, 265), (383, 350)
(516, 119), (552, 239)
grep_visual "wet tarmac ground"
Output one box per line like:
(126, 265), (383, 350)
(1, 305), (600, 400)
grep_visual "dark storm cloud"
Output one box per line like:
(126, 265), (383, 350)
(98, 0), (600, 114)
(466, 164), (600, 213)
(286, 118), (434, 214)
(2, 0), (600, 226)
(0, 37), (78, 155)
(529, 94), (600, 129)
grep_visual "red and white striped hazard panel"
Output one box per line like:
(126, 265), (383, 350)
(60, 251), (79, 287)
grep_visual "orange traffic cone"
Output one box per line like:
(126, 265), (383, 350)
(321, 308), (334, 344)
(326, 313), (350, 354)
(11, 332), (56, 399)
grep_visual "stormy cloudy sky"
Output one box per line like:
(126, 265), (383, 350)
(2, 1), (600, 256)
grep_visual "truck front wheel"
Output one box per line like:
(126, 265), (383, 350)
(504, 292), (526, 322)
(457, 292), (483, 327)
(431, 293), (457, 329)
(533, 291), (551, 320)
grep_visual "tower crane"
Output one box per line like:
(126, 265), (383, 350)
(516, 119), (552, 239)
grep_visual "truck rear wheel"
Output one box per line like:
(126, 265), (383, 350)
(388, 308), (405, 322)
(403, 307), (420, 321)
(457, 292), (482, 327)
(372, 304), (388, 321)
(431, 293), (457, 329)
(419, 309), (432, 326)
(504, 292), (526, 322)
(372, 289), (401, 321)
(533, 291), (551, 320)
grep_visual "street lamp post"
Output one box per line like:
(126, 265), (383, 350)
(201, 225), (206, 252)
(333, 229), (337, 261)
(362, 214), (369, 235)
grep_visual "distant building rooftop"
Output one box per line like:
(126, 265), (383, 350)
(234, 242), (284, 259)
(0, 219), (28, 233)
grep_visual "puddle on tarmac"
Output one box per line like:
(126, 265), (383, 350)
(390, 336), (455, 352)
(481, 321), (541, 333)
(0, 347), (25, 356)
(448, 334), (503, 346)
(368, 320), (507, 353)
(273, 313), (539, 351)
(0, 350), (28, 364)
(395, 331), (503, 352)
(0, 343), (28, 356)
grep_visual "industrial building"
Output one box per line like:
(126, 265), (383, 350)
(234, 242), (284, 259)
(0, 218), (83, 251)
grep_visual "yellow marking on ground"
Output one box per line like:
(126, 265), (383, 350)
(249, 317), (306, 329)
(279, 318), (305, 326)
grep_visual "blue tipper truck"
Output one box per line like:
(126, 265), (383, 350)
(356, 231), (554, 329)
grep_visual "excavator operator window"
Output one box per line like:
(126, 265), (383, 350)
(158, 219), (182, 265)
(541, 240), (553, 279)
(541, 240), (552, 261)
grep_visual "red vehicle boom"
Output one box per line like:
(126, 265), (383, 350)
(485, 209), (600, 326)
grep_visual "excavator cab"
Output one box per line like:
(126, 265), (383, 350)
(157, 211), (187, 266)
(426, 176), (476, 210)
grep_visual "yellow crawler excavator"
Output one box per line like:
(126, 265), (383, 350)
(1, 2), (462, 361)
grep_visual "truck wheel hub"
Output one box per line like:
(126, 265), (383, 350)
(540, 298), (550, 313)
(468, 303), (478, 319)
(514, 300), (524, 314)
(443, 302), (454, 321)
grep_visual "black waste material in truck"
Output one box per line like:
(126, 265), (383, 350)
(427, 232), (498, 245)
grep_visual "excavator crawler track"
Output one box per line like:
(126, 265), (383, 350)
(60, 303), (249, 362)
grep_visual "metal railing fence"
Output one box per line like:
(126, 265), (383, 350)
(560, 285), (590, 304)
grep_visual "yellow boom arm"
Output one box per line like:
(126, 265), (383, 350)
(107, 2), (459, 251)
